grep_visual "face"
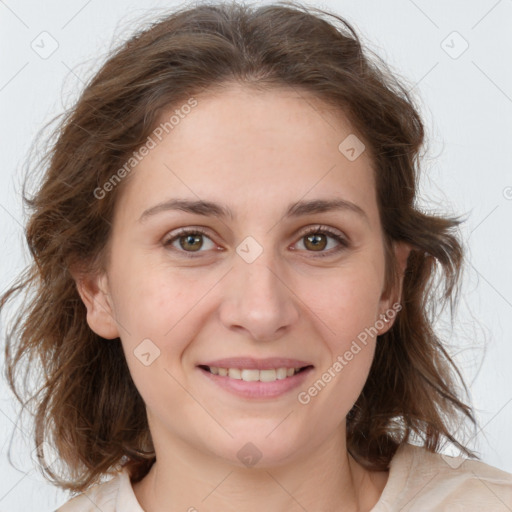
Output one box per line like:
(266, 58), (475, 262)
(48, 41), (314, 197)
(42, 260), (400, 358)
(79, 84), (409, 468)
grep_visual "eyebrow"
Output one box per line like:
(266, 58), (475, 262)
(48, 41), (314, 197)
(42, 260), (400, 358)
(138, 197), (369, 224)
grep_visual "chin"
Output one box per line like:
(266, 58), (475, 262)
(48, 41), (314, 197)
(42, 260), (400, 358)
(216, 430), (307, 469)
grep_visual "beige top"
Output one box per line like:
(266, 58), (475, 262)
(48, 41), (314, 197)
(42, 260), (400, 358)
(57, 443), (512, 511)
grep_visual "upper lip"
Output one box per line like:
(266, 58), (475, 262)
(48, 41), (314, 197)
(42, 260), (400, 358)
(198, 357), (314, 370)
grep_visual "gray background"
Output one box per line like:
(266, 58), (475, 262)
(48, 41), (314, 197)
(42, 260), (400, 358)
(1, 0), (511, 510)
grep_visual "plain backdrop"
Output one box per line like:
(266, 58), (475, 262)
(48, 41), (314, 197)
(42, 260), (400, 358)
(1, 0), (511, 510)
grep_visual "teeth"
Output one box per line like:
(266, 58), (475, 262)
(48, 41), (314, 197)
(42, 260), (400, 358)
(276, 368), (288, 379)
(228, 368), (241, 379)
(242, 369), (260, 381)
(206, 366), (304, 382)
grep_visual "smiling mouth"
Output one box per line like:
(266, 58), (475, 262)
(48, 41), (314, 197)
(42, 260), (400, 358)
(198, 365), (313, 382)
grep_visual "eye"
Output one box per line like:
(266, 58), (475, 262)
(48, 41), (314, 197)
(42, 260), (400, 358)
(293, 225), (350, 257)
(163, 227), (218, 257)
(163, 225), (350, 259)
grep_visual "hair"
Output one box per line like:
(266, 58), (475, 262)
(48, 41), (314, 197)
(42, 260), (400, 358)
(1, 0), (478, 494)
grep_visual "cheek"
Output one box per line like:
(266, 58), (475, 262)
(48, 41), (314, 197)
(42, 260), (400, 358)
(109, 260), (219, 376)
(109, 265), (197, 413)
(301, 259), (385, 344)
(296, 269), (381, 422)
(109, 254), (188, 336)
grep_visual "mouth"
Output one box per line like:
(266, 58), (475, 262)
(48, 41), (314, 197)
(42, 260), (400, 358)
(198, 364), (313, 382)
(196, 360), (314, 399)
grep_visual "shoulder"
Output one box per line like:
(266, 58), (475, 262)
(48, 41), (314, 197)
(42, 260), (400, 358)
(378, 443), (512, 511)
(55, 470), (125, 512)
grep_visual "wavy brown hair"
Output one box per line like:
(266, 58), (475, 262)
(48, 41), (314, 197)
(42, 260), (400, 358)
(1, 0), (478, 494)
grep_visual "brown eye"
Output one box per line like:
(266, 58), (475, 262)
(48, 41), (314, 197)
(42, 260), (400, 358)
(303, 232), (328, 251)
(295, 226), (349, 257)
(163, 228), (216, 257)
(178, 233), (204, 252)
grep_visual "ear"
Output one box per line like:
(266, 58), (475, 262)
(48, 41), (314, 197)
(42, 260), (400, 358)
(376, 241), (412, 334)
(72, 269), (120, 339)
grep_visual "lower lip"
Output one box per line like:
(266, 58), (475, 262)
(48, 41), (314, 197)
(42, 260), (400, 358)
(197, 366), (314, 399)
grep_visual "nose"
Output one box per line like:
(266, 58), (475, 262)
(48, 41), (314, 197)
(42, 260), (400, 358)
(218, 251), (300, 342)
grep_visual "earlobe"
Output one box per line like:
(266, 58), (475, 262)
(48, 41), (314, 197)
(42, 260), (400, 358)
(73, 271), (120, 340)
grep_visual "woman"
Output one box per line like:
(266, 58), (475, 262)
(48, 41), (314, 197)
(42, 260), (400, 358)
(2, 1), (511, 510)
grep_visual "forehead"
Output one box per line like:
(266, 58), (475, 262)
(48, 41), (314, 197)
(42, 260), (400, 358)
(115, 84), (378, 224)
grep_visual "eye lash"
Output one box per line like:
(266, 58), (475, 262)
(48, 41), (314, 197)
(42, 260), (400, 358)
(297, 225), (350, 257)
(162, 227), (216, 259)
(164, 226), (211, 241)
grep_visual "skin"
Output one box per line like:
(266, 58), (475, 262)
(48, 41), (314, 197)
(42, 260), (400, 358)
(75, 83), (411, 512)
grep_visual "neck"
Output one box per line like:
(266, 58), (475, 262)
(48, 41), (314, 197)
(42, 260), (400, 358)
(132, 424), (388, 512)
